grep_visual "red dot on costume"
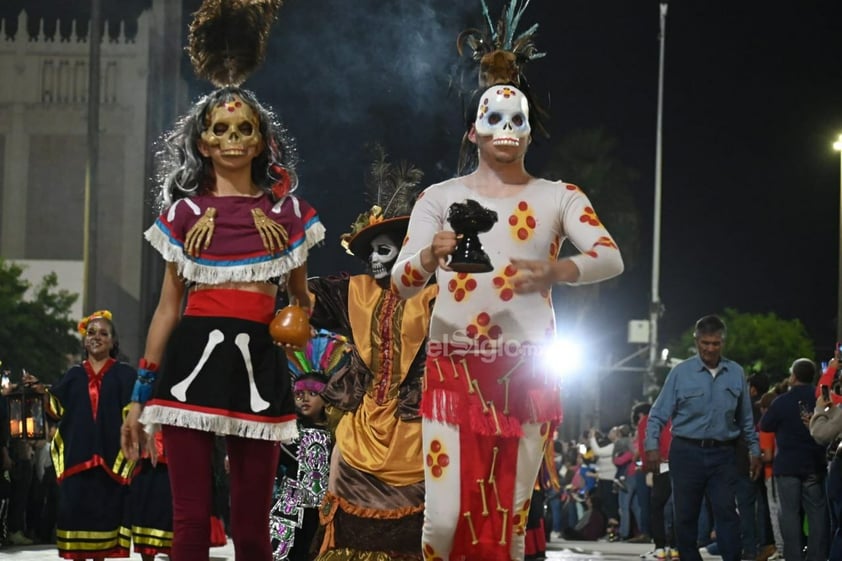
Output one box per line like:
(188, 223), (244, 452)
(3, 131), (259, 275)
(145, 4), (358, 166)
(518, 201), (528, 211)
(235, 101), (242, 107)
(457, 272), (468, 280)
(477, 334), (489, 345)
(448, 280), (458, 292)
(493, 276), (504, 288)
(439, 454), (450, 467)
(526, 216), (536, 228)
(586, 250), (598, 258)
(501, 288), (514, 302)
(566, 184), (577, 190)
(489, 325), (502, 339)
(579, 216), (588, 223)
(431, 440), (441, 452)
(402, 276), (411, 286)
(411, 270), (424, 281)
(455, 289), (465, 302)
(227, 106), (235, 112)
(505, 265), (517, 276)
(517, 228), (529, 240)
(404, 262), (412, 273)
(585, 206), (594, 214)
(508, 215), (518, 226)
(466, 325), (478, 338)
(465, 279), (477, 290)
(477, 313), (490, 326)
(432, 465), (443, 478)
(426, 454), (434, 466)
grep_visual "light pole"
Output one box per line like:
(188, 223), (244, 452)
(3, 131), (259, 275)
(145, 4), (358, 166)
(834, 134), (842, 343)
(646, 1), (668, 397)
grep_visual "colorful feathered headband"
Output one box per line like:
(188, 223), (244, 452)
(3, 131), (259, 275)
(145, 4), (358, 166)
(77, 310), (113, 335)
(287, 329), (352, 381)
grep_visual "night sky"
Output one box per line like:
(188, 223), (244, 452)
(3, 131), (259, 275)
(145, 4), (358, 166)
(4, 1), (842, 363)
(250, 0), (842, 360)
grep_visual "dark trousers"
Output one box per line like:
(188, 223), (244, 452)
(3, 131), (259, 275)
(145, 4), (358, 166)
(650, 471), (674, 549)
(8, 458), (32, 534)
(670, 438), (740, 561)
(735, 473), (758, 556)
(828, 456), (842, 561)
(163, 425), (280, 561)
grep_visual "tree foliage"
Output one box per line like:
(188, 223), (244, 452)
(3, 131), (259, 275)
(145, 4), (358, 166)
(667, 308), (815, 384)
(0, 260), (79, 384)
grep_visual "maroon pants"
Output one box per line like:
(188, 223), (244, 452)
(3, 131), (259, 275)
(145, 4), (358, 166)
(162, 425), (280, 561)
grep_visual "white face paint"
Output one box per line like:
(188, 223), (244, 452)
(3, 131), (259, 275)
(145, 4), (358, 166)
(369, 233), (399, 279)
(474, 85), (531, 146)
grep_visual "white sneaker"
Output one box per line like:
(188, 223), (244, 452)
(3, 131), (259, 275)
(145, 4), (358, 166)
(654, 548), (667, 561)
(640, 550), (661, 560)
(550, 531), (562, 541)
(641, 551), (655, 559)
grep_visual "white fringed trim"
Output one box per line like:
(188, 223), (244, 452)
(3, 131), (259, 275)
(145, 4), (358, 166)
(144, 223), (326, 286)
(140, 404), (299, 443)
(306, 221), (326, 248)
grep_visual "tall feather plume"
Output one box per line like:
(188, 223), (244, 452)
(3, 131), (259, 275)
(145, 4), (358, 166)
(187, 0), (283, 87)
(456, 0), (545, 88)
(364, 144), (424, 219)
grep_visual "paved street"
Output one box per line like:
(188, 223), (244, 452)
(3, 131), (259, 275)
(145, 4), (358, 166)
(0, 539), (657, 560)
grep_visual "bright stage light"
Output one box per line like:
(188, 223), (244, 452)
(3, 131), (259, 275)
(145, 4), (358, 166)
(542, 337), (584, 376)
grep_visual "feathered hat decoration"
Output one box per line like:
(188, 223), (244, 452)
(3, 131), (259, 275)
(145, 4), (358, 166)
(457, 0), (545, 89)
(187, 0), (284, 87)
(287, 329), (352, 382)
(340, 144), (424, 259)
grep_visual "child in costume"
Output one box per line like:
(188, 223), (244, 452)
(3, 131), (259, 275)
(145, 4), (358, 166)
(120, 3), (324, 560)
(271, 330), (349, 561)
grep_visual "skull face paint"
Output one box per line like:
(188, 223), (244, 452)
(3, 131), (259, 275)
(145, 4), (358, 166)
(474, 85), (531, 146)
(200, 96), (263, 156)
(369, 234), (399, 280)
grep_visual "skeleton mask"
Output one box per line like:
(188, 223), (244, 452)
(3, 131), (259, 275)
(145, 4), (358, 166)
(474, 85), (531, 146)
(369, 234), (399, 280)
(200, 96), (263, 155)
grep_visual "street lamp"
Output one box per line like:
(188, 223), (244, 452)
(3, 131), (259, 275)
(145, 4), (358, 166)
(834, 134), (842, 343)
(646, 0), (669, 396)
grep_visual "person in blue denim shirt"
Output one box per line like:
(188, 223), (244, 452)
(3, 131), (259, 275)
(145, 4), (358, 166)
(644, 315), (760, 561)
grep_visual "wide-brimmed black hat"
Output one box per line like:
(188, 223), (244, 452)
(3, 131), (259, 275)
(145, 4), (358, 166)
(340, 206), (410, 260)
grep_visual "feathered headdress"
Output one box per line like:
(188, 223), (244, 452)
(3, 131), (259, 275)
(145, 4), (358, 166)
(340, 144), (424, 259)
(456, 0), (545, 89)
(287, 329), (352, 383)
(187, 0), (284, 87)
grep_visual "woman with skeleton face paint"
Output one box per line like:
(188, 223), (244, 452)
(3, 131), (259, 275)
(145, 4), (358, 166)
(120, 3), (325, 560)
(304, 150), (436, 561)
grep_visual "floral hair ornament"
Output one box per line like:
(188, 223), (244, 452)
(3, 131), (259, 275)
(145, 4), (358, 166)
(78, 310), (113, 336)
